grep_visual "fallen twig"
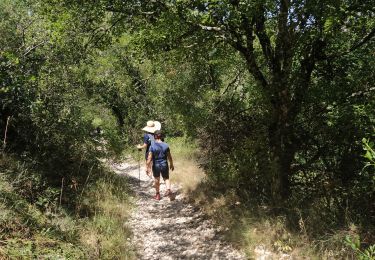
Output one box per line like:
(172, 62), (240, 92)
(2, 116), (11, 151)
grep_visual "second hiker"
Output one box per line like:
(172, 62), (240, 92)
(137, 120), (161, 176)
(146, 130), (174, 200)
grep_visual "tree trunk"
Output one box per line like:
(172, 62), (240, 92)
(269, 128), (295, 203)
(268, 78), (296, 205)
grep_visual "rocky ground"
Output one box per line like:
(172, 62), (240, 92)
(111, 160), (247, 260)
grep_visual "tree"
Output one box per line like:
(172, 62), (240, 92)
(82, 0), (374, 203)
(38, 0), (375, 215)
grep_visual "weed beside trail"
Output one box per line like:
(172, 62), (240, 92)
(77, 171), (135, 259)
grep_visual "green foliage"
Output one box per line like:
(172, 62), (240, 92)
(363, 138), (375, 169)
(0, 0), (126, 192)
(345, 235), (375, 260)
(0, 157), (85, 258)
(1, 0), (374, 258)
(0, 0), (135, 257)
(167, 136), (199, 161)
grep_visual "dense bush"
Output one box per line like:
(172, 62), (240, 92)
(0, 0), (129, 204)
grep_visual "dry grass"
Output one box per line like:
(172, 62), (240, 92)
(167, 137), (206, 193)
(190, 186), (311, 258)
(190, 186), (362, 259)
(170, 158), (205, 193)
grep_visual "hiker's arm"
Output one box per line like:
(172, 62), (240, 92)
(167, 151), (174, 171)
(146, 152), (153, 174)
(136, 143), (147, 150)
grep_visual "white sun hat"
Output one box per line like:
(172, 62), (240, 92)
(142, 120), (156, 133)
(154, 121), (161, 131)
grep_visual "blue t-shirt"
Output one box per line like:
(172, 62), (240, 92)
(150, 142), (170, 165)
(143, 133), (154, 159)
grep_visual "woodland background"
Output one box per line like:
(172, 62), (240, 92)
(0, 0), (374, 258)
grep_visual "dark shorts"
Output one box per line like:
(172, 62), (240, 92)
(153, 162), (169, 179)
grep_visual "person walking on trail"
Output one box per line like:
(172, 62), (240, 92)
(146, 130), (174, 200)
(136, 120), (161, 176)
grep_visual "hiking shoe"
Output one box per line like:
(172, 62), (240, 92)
(154, 193), (161, 200)
(164, 189), (172, 197)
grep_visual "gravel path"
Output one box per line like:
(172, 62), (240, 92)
(111, 160), (246, 260)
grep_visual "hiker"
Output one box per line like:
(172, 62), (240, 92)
(146, 130), (174, 200)
(136, 120), (161, 176)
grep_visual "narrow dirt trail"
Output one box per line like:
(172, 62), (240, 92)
(111, 160), (246, 260)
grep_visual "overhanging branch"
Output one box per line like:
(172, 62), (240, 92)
(349, 28), (375, 52)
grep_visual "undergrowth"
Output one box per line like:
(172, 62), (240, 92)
(0, 154), (135, 259)
(191, 183), (374, 259)
(168, 137), (375, 259)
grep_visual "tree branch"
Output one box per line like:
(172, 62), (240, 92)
(199, 24), (222, 32)
(323, 18), (374, 60)
(222, 68), (244, 96)
(290, 39), (325, 118)
(85, 15), (126, 49)
(23, 40), (47, 57)
(237, 15), (268, 88)
(254, 7), (276, 73)
(275, 0), (292, 73)
(349, 27), (375, 52)
(229, 38), (268, 89)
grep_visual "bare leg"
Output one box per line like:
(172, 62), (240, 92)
(145, 161), (153, 177)
(154, 177), (160, 194)
(164, 178), (171, 190)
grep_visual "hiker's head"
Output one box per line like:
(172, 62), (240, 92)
(154, 130), (163, 140)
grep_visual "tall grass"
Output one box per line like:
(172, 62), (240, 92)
(78, 171), (135, 259)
